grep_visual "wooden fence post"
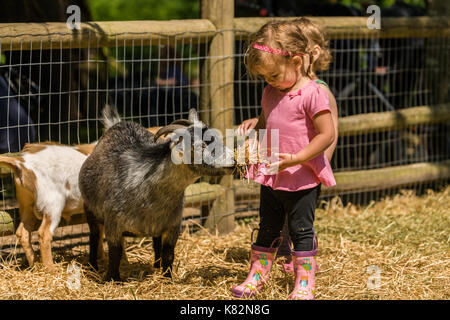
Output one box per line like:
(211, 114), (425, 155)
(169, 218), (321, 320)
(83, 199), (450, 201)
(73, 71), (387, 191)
(201, 0), (236, 234)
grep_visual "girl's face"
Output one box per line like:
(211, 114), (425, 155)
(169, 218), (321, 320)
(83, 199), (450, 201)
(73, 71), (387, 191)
(256, 58), (303, 92)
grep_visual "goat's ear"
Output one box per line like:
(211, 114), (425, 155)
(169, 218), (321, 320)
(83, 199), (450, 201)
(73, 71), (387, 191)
(169, 135), (184, 150)
(188, 108), (199, 122)
(169, 135), (187, 165)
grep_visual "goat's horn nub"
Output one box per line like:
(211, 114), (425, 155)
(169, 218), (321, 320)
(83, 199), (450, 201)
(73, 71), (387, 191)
(154, 124), (189, 142)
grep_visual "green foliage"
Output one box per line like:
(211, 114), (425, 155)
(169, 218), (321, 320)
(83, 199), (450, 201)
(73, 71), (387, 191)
(87, 0), (428, 22)
(341, 0), (426, 10)
(87, 0), (199, 21)
(86, 0), (201, 81)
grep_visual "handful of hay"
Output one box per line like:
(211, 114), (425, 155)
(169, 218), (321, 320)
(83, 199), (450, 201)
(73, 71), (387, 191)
(234, 134), (271, 181)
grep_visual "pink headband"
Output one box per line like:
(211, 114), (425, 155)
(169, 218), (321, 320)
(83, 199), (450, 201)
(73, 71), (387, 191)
(253, 43), (304, 57)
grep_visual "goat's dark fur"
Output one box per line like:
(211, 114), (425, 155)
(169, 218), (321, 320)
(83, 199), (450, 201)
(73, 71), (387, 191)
(79, 106), (234, 281)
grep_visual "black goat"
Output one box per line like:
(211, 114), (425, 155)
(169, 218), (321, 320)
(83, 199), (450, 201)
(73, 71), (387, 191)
(78, 106), (235, 281)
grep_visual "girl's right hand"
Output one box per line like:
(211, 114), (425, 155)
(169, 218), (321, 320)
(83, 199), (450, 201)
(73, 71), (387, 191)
(237, 117), (258, 136)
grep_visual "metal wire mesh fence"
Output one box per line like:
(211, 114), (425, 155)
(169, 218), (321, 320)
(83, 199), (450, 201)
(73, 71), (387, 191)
(0, 18), (449, 257)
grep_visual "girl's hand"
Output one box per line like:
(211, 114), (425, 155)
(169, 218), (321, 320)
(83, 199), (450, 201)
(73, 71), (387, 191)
(237, 118), (258, 136)
(265, 153), (298, 175)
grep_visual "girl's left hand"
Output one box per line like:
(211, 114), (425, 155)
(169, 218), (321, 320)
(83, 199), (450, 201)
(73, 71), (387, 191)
(265, 153), (298, 174)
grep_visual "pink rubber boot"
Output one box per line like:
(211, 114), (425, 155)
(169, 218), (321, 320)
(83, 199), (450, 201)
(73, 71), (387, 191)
(232, 231), (280, 298)
(231, 244), (277, 298)
(288, 236), (319, 300)
(288, 254), (319, 300)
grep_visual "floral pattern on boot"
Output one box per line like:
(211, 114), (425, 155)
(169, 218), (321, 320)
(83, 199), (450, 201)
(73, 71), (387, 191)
(232, 247), (277, 298)
(288, 256), (318, 300)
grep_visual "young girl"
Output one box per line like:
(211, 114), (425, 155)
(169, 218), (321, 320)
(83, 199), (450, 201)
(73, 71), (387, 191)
(238, 18), (339, 275)
(232, 18), (337, 300)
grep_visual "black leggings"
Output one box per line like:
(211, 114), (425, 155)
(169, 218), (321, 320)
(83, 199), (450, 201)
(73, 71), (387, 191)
(255, 184), (321, 252)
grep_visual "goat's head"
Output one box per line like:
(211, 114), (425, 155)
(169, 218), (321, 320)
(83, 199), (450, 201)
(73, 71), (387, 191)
(154, 109), (235, 176)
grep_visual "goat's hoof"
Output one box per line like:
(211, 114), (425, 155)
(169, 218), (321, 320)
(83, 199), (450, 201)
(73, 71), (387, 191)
(89, 263), (99, 271)
(25, 256), (37, 268)
(104, 273), (123, 283)
(42, 263), (56, 271)
(161, 269), (173, 279)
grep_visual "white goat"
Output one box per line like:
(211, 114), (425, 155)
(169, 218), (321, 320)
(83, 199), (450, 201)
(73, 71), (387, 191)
(0, 142), (99, 266)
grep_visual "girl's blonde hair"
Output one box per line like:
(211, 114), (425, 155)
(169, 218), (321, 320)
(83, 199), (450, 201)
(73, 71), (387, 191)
(291, 17), (333, 73)
(244, 18), (332, 79)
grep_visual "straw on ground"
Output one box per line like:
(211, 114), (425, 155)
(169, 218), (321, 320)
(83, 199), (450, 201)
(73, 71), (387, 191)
(0, 186), (448, 300)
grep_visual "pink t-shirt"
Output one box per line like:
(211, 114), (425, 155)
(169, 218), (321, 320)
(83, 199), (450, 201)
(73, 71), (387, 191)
(246, 80), (336, 191)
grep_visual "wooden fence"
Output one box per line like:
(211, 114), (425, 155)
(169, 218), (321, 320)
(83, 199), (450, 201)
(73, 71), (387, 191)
(0, 1), (449, 236)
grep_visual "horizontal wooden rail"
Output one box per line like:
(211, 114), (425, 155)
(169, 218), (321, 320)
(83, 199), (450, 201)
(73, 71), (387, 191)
(0, 210), (13, 235)
(234, 16), (450, 39)
(227, 104), (450, 138)
(0, 17), (448, 51)
(0, 19), (217, 50)
(234, 159), (450, 199)
(338, 104), (450, 136)
(0, 181), (224, 236)
(0, 181), (223, 211)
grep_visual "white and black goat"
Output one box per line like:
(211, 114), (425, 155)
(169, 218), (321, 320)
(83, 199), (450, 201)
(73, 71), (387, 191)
(78, 106), (235, 281)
